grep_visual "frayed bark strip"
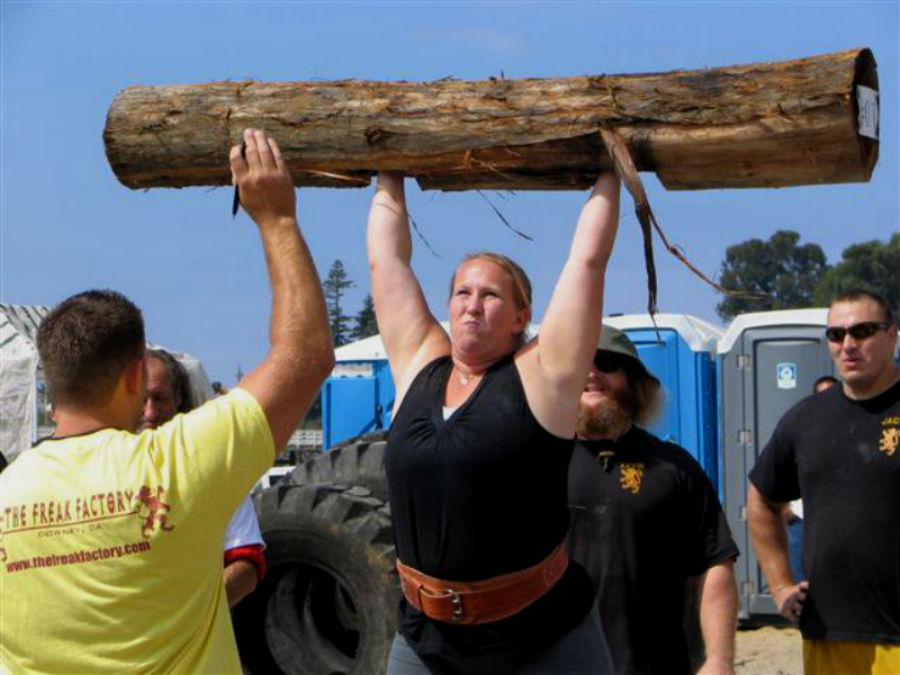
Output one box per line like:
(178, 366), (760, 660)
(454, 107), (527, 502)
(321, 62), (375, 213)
(476, 190), (533, 241)
(375, 201), (441, 258)
(599, 125), (757, 325)
(306, 170), (371, 186)
(599, 126), (659, 318)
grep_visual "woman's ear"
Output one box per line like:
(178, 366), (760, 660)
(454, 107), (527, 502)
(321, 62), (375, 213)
(514, 307), (531, 333)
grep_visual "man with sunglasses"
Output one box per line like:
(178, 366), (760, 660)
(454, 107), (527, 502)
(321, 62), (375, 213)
(568, 325), (739, 675)
(749, 289), (900, 675)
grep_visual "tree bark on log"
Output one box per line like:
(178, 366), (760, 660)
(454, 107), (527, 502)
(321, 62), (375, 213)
(103, 48), (878, 192)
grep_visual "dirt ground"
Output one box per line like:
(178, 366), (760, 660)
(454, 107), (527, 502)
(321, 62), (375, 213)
(735, 624), (803, 675)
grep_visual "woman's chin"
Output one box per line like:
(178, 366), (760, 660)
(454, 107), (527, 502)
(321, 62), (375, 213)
(453, 335), (510, 361)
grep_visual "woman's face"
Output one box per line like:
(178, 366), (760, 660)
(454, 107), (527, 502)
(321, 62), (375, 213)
(449, 258), (528, 359)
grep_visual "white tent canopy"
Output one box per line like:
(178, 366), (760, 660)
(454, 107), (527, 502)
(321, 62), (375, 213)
(0, 303), (50, 464)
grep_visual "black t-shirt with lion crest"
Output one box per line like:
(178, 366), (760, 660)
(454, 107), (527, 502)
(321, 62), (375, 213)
(569, 427), (738, 675)
(750, 379), (900, 644)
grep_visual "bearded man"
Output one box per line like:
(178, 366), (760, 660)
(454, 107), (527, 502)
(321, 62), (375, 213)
(567, 324), (739, 675)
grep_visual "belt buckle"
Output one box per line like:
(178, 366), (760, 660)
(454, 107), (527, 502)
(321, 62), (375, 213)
(446, 589), (463, 622)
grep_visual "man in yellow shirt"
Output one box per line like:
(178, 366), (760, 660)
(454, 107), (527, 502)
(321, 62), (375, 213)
(140, 348), (267, 608)
(0, 129), (334, 675)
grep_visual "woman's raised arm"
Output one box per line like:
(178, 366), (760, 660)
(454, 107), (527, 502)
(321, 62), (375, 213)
(521, 171), (621, 436)
(367, 173), (448, 403)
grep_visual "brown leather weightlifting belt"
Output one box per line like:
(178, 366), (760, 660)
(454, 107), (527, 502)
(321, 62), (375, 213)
(396, 541), (568, 625)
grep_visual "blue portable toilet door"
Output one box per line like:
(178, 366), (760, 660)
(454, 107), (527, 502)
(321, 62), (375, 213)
(323, 377), (379, 448)
(628, 330), (681, 446)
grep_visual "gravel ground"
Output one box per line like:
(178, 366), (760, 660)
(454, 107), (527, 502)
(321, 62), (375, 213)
(735, 625), (803, 675)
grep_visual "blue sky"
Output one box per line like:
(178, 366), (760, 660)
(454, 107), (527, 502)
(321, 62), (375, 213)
(2, 1), (898, 384)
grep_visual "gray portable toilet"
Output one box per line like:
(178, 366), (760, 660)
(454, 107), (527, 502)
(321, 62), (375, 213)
(718, 308), (833, 618)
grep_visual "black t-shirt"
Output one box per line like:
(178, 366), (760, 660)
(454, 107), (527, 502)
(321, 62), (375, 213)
(749, 380), (900, 644)
(386, 355), (594, 673)
(568, 426), (738, 675)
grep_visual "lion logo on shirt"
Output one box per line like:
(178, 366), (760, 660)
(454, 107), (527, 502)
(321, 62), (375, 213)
(880, 427), (899, 457)
(132, 486), (174, 539)
(619, 463), (645, 494)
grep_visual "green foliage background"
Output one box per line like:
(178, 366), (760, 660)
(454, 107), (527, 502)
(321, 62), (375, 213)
(717, 231), (898, 322)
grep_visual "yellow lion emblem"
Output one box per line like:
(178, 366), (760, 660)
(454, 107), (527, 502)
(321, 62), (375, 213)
(619, 463), (645, 494)
(879, 428), (899, 457)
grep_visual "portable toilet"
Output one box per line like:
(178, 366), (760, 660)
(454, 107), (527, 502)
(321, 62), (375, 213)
(605, 314), (723, 489)
(322, 316), (723, 457)
(717, 308), (833, 618)
(323, 334), (395, 448)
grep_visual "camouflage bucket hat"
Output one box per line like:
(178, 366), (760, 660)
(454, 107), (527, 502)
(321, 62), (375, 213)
(596, 324), (658, 384)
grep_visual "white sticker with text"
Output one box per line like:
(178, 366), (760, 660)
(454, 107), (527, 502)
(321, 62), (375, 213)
(857, 86), (879, 140)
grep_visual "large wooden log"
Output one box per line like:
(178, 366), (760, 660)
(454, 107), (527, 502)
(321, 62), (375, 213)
(104, 48), (878, 192)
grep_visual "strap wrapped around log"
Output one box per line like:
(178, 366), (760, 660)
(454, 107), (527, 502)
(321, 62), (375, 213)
(103, 48), (878, 192)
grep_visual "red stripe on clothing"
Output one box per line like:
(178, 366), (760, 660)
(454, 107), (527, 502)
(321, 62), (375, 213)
(224, 544), (266, 581)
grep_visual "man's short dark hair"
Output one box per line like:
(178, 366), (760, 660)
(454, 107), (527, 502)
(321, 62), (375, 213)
(831, 288), (895, 325)
(146, 349), (194, 413)
(37, 290), (145, 407)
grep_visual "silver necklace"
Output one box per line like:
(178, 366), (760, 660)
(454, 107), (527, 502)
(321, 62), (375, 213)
(457, 368), (481, 386)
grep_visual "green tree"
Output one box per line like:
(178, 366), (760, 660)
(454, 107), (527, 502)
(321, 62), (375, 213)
(814, 232), (900, 321)
(322, 259), (355, 346)
(351, 293), (379, 341)
(716, 230), (830, 321)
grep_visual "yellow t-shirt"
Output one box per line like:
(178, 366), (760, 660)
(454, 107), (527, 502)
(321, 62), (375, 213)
(0, 387), (274, 675)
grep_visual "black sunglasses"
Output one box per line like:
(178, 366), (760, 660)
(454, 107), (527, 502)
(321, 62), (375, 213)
(824, 321), (891, 344)
(594, 353), (627, 374)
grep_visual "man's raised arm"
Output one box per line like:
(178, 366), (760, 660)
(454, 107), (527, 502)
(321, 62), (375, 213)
(232, 128), (334, 450)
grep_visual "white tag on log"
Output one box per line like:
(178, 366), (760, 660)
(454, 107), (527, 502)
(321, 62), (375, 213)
(856, 85), (879, 139)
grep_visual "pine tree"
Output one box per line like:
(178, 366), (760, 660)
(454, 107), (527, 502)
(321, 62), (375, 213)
(351, 294), (379, 341)
(322, 259), (355, 346)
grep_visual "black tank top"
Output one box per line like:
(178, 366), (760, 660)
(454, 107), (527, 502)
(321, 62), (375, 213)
(387, 354), (594, 664)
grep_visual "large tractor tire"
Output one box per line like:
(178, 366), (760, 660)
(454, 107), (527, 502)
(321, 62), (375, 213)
(233, 483), (399, 675)
(288, 432), (389, 502)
